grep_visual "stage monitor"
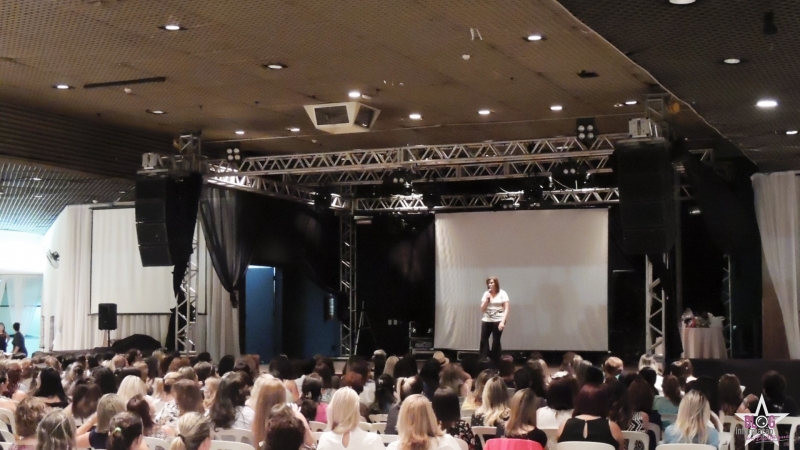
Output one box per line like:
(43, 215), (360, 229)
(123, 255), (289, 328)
(434, 209), (608, 352)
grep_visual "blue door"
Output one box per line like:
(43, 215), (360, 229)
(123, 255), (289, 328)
(245, 266), (277, 362)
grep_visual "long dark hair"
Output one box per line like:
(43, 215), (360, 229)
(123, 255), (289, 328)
(127, 394), (155, 434)
(35, 367), (69, 405)
(107, 412), (143, 450)
(370, 374), (396, 413)
(209, 373), (247, 429)
(431, 388), (460, 430)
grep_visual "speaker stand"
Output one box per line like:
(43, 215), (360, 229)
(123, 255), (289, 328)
(354, 302), (377, 355)
(103, 329), (111, 347)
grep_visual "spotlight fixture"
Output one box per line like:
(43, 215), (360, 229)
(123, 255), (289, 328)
(235, 130), (245, 135)
(787, 130), (798, 135)
(158, 24), (186, 31)
(525, 34), (543, 41)
(757, 99), (778, 108)
(226, 147), (241, 162)
(263, 63), (287, 70)
(146, 109), (166, 115)
(348, 90), (361, 98)
(669, 0), (696, 4)
(723, 58), (741, 65)
(576, 117), (598, 146)
(478, 109), (491, 115)
(313, 189), (333, 213)
(287, 127), (300, 132)
(383, 169), (414, 195)
(624, 100), (638, 105)
(409, 113), (422, 120)
(688, 206), (701, 215)
(550, 105), (563, 111)
(54, 84), (72, 90)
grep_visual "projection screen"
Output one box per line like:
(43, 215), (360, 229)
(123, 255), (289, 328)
(434, 209), (608, 351)
(90, 207), (174, 314)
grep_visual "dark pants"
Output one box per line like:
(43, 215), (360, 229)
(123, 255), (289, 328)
(479, 321), (503, 361)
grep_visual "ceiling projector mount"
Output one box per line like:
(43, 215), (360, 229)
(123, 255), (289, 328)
(304, 102), (380, 134)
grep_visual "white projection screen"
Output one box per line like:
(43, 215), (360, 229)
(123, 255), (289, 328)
(90, 208), (174, 314)
(434, 209), (608, 351)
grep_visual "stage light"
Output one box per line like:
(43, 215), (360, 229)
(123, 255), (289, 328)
(54, 84), (72, 90)
(625, 100), (638, 105)
(226, 147), (241, 162)
(264, 63), (287, 70)
(161, 24), (183, 31)
(576, 117), (597, 146)
(287, 127), (300, 132)
(409, 113), (422, 120)
(235, 130), (245, 135)
(787, 130), (798, 135)
(723, 58), (741, 65)
(314, 189), (333, 213)
(525, 34), (543, 41)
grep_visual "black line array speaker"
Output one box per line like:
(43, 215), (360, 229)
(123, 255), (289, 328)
(615, 141), (676, 255)
(98, 303), (117, 330)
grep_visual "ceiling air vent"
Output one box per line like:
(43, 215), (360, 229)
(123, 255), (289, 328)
(303, 102), (380, 134)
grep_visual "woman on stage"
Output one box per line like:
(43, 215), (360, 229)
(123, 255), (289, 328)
(480, 276), (509, 361)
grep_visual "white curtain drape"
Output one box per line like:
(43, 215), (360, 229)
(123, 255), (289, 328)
(752, 171), (800, 358)
(42, 204), (240, 356)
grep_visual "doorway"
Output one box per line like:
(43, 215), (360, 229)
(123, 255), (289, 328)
(245, 266), (282, 362)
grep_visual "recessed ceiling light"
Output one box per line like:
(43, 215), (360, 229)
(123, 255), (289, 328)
(409, 113), (422, 120)
(31, 177), (42, 181)
(613, 103), (624, 108)
(54, 84), (72, 90)
(478, 109), (491, 115)
(348, 90), (361, 98)
(235, 130), (245, 135)
(723, 58), (741, 65)
(525, 34), (543, 41)
(550, 105), (563, 111)
(757, 99), (778, 108)
(669, 0), (696, 4)
(787, 130), (798, 135)
(159, 24), (185, 31)
(263, 63), (287, 70)
(625, 100), (638, 105)
(146, 109), (166, 115)
(33, 195), (43, 199)
(287, 127), (300, 132)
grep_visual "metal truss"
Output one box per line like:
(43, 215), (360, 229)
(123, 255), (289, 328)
(722, 254), (733, 357)
(339, 215), (357, 356)
(645, 254), (668, 355)
(175, 223), (199, 355)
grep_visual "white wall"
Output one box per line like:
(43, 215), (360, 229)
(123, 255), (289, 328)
(0, 230), (44, 275)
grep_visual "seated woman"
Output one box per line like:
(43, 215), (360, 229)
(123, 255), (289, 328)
(298, 373), (328, 424)
(264, 413), (307, 450)
(35, 410), (77, 450)
(653, 375), (681, 428)
(107, 412), (148, 450)
(718, 374), (748, 416)
(367, 373), (395, 417)
(127, 394), (173, 439)
(496, 389), (547, 448)
(663, 391), (719, 447)
(33, 368), (70, 409)
(158, 380), (204, 427)
(252, 377), (314, 448)
(208, 372), (253, 430)
(387, 394), (460, 450)
(536, 376), (577, 429)
(65, 380), (103, 425)
(117, 376), (149, 406)
(317, 387), (383, 450)
(461, 370), (494, 412)
(76, 393), (127, 449)
(432, 388), (476, 450)
(471, 376), (509, 427)
(385, 376), (423, 435)
(11, 397), (48, 450)
(557, 384), (623, 450)
(170, 413), (212, 450)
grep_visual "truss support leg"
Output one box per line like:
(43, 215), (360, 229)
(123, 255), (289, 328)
(175, 223), (199, 356)
(339, 214), (357, 356)
(646, 254), (668, 358)
(722, 254), (733, 357)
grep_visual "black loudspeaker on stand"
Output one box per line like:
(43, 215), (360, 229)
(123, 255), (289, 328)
(98, 303), (117, 346)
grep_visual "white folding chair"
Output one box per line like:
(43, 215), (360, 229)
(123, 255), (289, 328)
(308, 421), (326, 432)
(0, 442), (10, 450)
(472, 426), (498, 447)
(369, 414), (388, 423)
(209, 440), (255, 450)
(381, 435), (400, 444)
(780, 417), (800, 450)
(143, 436), (170, 450)
(645, 423), (661, 443)
(0, 429), (13, 443)
(456, 438), (469, 450)
(557, 443), (616, 450)
(213, 428), (254, 445)
(372, 423), (387, 434)
(716, 432), (731, 450)
(622, 431), (650, 450)
(655, 444), (716, 450)
(357, 422), (373, 432)
(660, 415), (677, 426)
(541, 428), (559, 450)
(0, 408), (15, 435)
(311, 432), (323, 444)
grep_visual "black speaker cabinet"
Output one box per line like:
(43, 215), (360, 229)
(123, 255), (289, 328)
(98, 303), (118, 330)
(135, 177), (174, 266)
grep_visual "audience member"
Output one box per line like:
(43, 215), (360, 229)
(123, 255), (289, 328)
(264, 413), (306, 450)
(367, 374), (395, 416)
(461, 370), (494, 411)
(169, 413), (211, 450)
(106, 412), (145, 450)
(385, 376), (423, 435)
(536, 376), (577, 429)
(317, 387), (383, 450)
(209, 372), (253, 430)
(127, 394), (171, 439)
(33, 368), (70, 409)
(653, 375), (681, 427)
(603, 357), (623, 382)
(557, 384), (622, 449)
(117, 376), (148, 405)
(495, 388), (547, 447)
(664, 391), (719, 447)
(76, 394), (126, 449)
(13, 397), (48, 450)
(718, 374), (748, 416)
(471, 376), (509, 427)
(439, 365), (470, 398)
(432, 388), (475, 450)
(387, 394), (459, 450)
(35, 410), (77, 450)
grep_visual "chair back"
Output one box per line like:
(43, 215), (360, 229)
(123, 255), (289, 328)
(472, 426), (498, 447)
(311, 432), (323, 444)
(0, 429), (13, 443)
(357, 422), (372, 432)
(654, 444), (716, 450)
(661, 415), (677, 425)
(540, 428), (559, 450)
(644, 423), (661, 443)
(622, 431), (649, 450)
(143, 436), (170, 450)
(308, 421), (326, 432)
(0, 442), (10, 450)
(456, 438), (470, 450)
(381, 435), (400, 444)
(213, 428), (254, 445)
(557, 442), (616, 450)
(486, 438), (544, 450)
(208, 440), (256, 450)
(372, 423), (387, 434)
(0, 408), (15, 434)
(369, 414), (388, 423)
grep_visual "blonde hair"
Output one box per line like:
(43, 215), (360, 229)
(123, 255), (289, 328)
(117, 376), (148, 404)
(35, 409), (76, 450)
(396, 394), (443, 450)
(384, 356), (399, 378)
(327, 387), (361, 434)
(203, 377), (221, 410)
(97, 394), (127, 433)
(152, 378), (166, 400)
(673, 390), (711, 444)
(169, 412), (211, 450)
(504, 389), (540, 437)
(475, 377), (509, 426)
(252, 378), (287, 444)
(247, 374), (274, 408)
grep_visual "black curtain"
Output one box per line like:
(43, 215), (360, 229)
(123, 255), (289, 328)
(198, 186), (258, 307)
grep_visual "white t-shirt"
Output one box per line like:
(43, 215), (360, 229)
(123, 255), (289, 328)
(387, 434), (460, 450)
(481, 289), (509, 322)
(536, 407), (573, 429)
(317, 427), (384, 450)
